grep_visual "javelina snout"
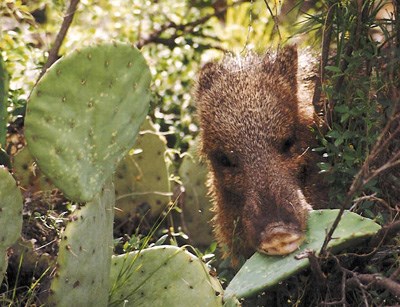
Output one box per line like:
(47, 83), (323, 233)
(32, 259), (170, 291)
(241, 179), (311, 256)
(207, 138), (313, 257)
(195, 45), (322, 260)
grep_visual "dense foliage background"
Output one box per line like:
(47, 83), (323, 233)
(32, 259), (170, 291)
(0, 0), (399, 305)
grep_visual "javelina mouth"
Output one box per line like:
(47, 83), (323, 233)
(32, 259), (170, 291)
(258, 227), (305, 255)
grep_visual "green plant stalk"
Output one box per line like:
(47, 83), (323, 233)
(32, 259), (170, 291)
(0, 53), (9, 148)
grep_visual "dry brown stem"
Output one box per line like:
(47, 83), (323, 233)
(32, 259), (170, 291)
(347, 273), (400, 299)
(38, 0), (80, 80)
(136, 0), (247, 49)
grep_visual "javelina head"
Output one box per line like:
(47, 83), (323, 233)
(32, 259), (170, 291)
(195, 46), (316, 259)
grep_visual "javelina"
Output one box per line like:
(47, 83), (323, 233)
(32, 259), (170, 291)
(195, 45), (325, 260)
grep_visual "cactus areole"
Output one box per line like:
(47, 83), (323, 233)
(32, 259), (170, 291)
(24, 43), (151, 202)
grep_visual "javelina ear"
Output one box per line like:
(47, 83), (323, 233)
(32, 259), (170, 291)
(197, 62), (220, 91)
(269, 45), (298, 90)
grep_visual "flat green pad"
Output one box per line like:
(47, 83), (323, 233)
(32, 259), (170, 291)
(109, 245), (223, 307)
(13, 147), (54, 192)
(224, 209), (381, 300)
(25, 43), (151, 202)
(48, 180), (115, 307)
(178, 139), (214, 246)
(115, 117), (171, 220)
(0, 167), (23, 283)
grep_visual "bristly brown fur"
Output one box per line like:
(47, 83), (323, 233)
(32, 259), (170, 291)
(195, 45), (327, 262)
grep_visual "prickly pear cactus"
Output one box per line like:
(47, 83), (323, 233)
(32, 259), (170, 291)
(115, 117), (171, 220)
(224, 209), (382, 300)
(13, 147), (54, 192)
(0, 167), (23, 284)
(24, 43), (151, 202)
(178, 138), (214, 246)
(109, 245), (223, 307)
(48, 179), (115, 307)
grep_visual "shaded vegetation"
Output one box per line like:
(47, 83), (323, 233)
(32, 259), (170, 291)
(0, 0), (399, 305)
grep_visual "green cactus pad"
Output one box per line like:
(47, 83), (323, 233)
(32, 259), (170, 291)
(109, 245), (223, 307)
(178, 139), (214, 246)
(25, 43), (151, 202)
(0, 167), (23, 284)
(224, 209), (381, 300)
(48, 179), (115, 307)
(13, 147), (54, 192)
(115, 117), (171, 220)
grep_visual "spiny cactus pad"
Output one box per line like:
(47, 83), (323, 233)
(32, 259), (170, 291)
(13, 147), (54, 192)
(178, 139), (214, 246)
(115, 117), (171, 220)
(25, 43), (151, 202)
(109, 245), (223, 307)
(48, 179), (115, 307)
(224, 209), (381, 300)
(0, 167), (23, 284)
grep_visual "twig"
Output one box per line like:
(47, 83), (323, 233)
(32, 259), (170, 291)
(368, 220), (400, 248)
(38, 0), (80, 80)
(263, 0), (282, 41)
(320, 107), (400, 255)
(312, 0), (335, 121)
(136, 0), (247, 49)
(321, 255), (348, 306)
(347, 273), (400, 299)
(307, 250), (327, 291)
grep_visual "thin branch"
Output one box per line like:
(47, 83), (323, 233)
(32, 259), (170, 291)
(368, 220), (400, 248)
(320, 106), (400, 255)
(263, 0), (282, 41)
(38, 0), (80, 80)
(308, 250), (327, 290)
(312, 0), (336, 120)
(136, 0), (247, 49)
(347, 273), (400, 298)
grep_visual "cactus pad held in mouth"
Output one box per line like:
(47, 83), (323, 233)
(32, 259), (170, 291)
(24, 43), (151, 202)
(224, 209), (381, 300)
(109, 245), (223, 307)
(0, 167), (23, 284)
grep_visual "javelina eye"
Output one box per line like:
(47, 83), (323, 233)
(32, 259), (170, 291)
(214, 152), (236, 168)
(219, 154), (232, 167)
(281, 137), (295, 153)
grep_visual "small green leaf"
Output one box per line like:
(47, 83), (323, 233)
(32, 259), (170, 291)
(325, 65), (342, 73)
